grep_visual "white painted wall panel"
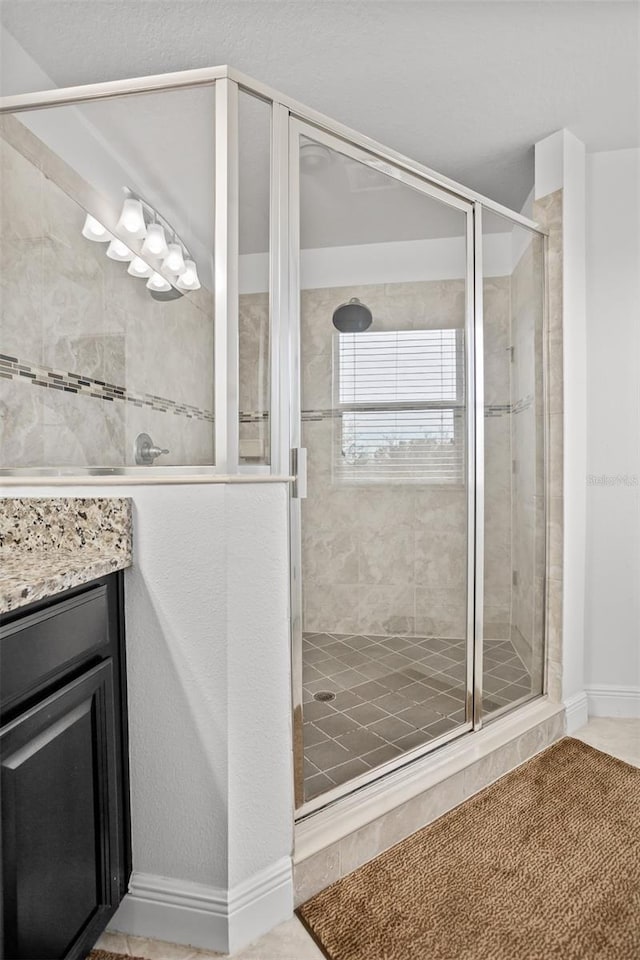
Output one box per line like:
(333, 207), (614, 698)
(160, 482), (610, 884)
(585, 148), (640, 698)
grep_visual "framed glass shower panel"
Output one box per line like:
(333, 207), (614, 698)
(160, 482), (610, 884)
(480, 209), (547, 721)
(0, 83), (217, 472)
(289, 120), (477, 813)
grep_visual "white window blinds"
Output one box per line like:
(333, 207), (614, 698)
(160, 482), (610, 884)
(335, 329), (465, 484)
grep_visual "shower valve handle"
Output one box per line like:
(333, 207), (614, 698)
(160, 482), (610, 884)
(135, 432), (170, 465)
(149, 444), (169, 458)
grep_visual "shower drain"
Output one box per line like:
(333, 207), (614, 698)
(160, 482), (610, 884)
(313, 690), (336, 703)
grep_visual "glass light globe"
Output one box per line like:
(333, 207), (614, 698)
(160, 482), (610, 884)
(142, 223), (169, 258)
(146, 272), (172, 293)
(82, 214), (112, 242)
(106, 239), (134, 262)
(128, 256), (153, 279)
(116, 198), (147, 239)
(176, 260), (201, 291)
(162, 243), (186, 275)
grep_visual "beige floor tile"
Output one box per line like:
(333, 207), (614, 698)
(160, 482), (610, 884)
(95, 920), (322, 960)
(94, 932), (133, 954)
(97, 919), (322, 960)
(574, 716), (640, 767)
(230, 917), (324, 959)
(94, 931), (217, 959)
(128, 935), (211, 959)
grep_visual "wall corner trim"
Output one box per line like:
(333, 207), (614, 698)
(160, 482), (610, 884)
(108, 857), (293, 954)
(563, 690), (589, 734)
(585, 685), (640, 719)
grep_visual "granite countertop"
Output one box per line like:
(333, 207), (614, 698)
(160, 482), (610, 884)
(0, 498), (132, 614)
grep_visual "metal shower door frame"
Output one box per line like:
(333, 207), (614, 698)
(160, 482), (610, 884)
(287, 117), (481, 819)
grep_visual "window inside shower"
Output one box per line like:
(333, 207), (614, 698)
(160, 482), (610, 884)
(334, 328), (465, 484)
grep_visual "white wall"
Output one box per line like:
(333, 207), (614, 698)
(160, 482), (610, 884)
(239, 232), (523, 295)
(2, 482), (294, 952)
(584, 148), (640, 716)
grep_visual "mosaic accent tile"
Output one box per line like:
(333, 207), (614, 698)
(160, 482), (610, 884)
(0, 353), (215, 424)
(300, 401), (531, 423)
(0, 352), (273, 430)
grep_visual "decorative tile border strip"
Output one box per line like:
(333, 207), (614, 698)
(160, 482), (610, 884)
(485, 403), (511, 418)
(0, 351), (534, 426)
(240, 410), (269, 424)
(512, 394), (534, 415)
(301, 400), (532, 422)
(0, 352), (215, 423)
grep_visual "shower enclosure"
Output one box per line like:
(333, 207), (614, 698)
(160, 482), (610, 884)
(0, 67), (547, 817)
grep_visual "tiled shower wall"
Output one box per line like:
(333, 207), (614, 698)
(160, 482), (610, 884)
(510, 238), (546, 685)
(239, 292), (270, 461)
(534, 189), (563, 702)
(298, 277), (514, 639)
(0, 115), (214, 469)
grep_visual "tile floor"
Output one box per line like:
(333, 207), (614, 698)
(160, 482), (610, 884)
(94, 718), (640, 960)
(302, 631), (532, 800)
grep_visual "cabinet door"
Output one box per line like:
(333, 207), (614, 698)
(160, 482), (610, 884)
(1, 660), (121, 960)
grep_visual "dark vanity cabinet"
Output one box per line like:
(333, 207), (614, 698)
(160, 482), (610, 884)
(0, 574), (131, 960)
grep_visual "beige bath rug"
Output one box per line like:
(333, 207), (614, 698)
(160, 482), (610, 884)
(298, 738), (640, 960)
(88, 951), (148, 960)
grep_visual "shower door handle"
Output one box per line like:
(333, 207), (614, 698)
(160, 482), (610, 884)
(291, 447), (308, 499)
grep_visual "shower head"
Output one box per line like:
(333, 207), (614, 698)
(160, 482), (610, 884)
(332, 298), (373, 333)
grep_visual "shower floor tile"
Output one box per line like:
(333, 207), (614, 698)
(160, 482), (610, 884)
(302, 632), (532, 802)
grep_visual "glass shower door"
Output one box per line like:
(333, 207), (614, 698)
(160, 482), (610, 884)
(290, 123), (476, 811)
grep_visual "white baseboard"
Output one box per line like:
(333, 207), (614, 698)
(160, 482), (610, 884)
(109, 857), (293, 955)
(586, 685), (640, 719)
(564, 691), (589, 733)
(227, 857), (293, 954)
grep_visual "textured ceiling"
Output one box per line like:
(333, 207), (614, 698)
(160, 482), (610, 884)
(1, 0), (638, 214)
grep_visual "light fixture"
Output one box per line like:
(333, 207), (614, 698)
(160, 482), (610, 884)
(162, 243), (186, 275)
(127, 256), (153, 279)
(176, 259), (201, 291)
(80, 188), (199, 300)
(141, 222), (169, 259)
(106, 239), (134, 262)
(116, 198), (147, 239)
(82, 214), (112, 242)
(146, 272), (172, 293)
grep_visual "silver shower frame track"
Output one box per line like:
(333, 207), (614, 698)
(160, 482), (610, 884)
(0, 65), (550, 817)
